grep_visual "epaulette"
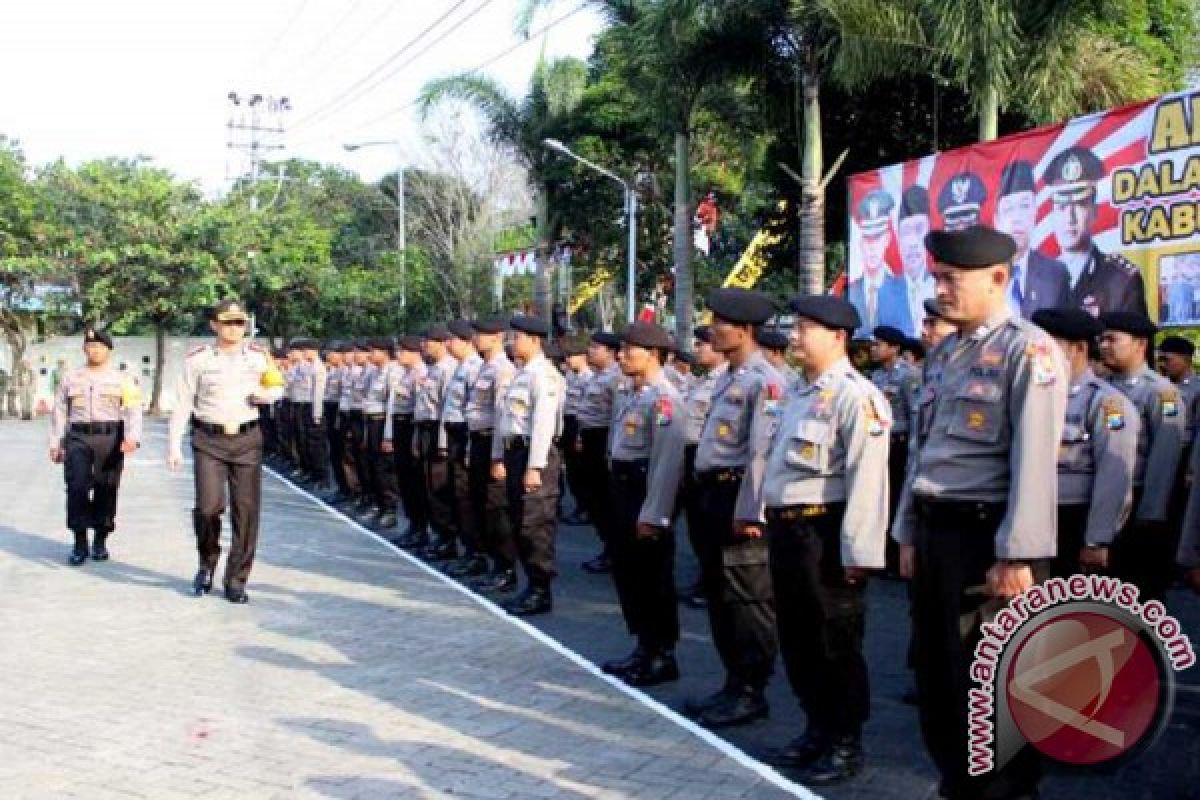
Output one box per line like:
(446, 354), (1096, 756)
(185, 344), (208, 358)
(1112, 253), (1139, 276)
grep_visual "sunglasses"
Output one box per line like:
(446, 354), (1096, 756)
(218, 319), (247, 327)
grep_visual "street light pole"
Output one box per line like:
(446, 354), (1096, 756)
(344, 140), (406, 314)
(543, 138), (637, 325)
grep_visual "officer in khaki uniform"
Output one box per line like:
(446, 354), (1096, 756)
(891, 226), (1067, 800)
(685, 288), (785, 730)
(414, 326), (460, 560)
(443, 320), (485, 573)
(168, 300), (285, 604)
(385, 336), (429, 548)
(601, 322), (686, 687)
(1100, 311), (1187, 603)
(1158, 335), (1199, 559)
(50, 329), (144, 565)
(577, 331), (623, 573)
(1033, 309), (1138, 578)
(760, 296), (890, 786)
(491, 315), (564, 616)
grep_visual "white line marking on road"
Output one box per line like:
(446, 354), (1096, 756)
(265, 468), (822, 800)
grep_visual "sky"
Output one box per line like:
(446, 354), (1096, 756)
(0, 0), (605, 192)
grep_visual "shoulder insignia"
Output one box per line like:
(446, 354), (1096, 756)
(865, 393), (890, 436)
(1161, 388), (1179, 417)
(1026, 340), (1058, 387)
(762, 381), (783, 415)
(1100, 395), (1126, 430)
(186, 344), (208, 358)
(980, 349), (1005, 367)
(656, 394), (674, 426)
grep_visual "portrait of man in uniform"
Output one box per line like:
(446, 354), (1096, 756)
(847, 189), (914, 338)
(897, 186), (935, 329)
(935, 170), (986, 232)
(1043, 145), (1148, 317)
(994, 160), (1070, 318)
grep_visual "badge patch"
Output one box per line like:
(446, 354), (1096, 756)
(717, 422), (732, 439)
(1101, 397), (1125, 430)
(655, 395), (674, 426)
(800, 443), (816, 460)
(1162, 389), (1179, 417)
(1026, 341), (1057, 386)
(967, 409), (987, 430)
(980, 350), (1004, 367)
(624, 417), (638, 436)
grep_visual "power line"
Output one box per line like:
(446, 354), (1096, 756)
(286, 0), (403, 90)
(248, 0), (312, 81)
(275, 0), (369, 86)
(288, 0), (476, 132)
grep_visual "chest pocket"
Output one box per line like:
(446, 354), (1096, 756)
(785, 418), (834, 472)
(621, 412), (650, 451)
(946, 380), (1004, 444)
(711, 398), (745, 446)
(1057, 422), (1092, 471)
(508, 386), (532, 416)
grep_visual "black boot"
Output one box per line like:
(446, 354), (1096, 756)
(602, 644), (649, 676)
(503, 585), (553, 617)
(581, 551), (612, 574)
(68, 531), (89, 566)
(421, 537), (458, 562)
(392, 527), (429, 550)
(193, 568), (214, 596)
(91, 531), (110, 562)
(683, 681), (738, 717)
(796, 735), (863, 786)
(445, 554), (489, 578)
(764, 727), (830, 769)
(377, 511), (398, 530)
(697, 685), (768, 729)
(471, 568), (517, 595)
(622, 649), (679, 687)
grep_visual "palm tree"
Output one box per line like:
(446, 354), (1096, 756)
(418, 56), (588, 324)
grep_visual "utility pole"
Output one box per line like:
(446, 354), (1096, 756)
(226, 92), (291, 209)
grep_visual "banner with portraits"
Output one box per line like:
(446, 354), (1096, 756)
(845, 88), (1200, 338)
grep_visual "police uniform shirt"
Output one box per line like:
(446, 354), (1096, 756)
(762, 357), (891, 568)
(684, 363), (727, 445)
(442, 353), (484, 425)
(665, 363), (693, 396)
(289, 362), (314, 403)
(1058, 370), (1138, 545)
(310, 359), (328, 421)
(363, 362), (391, 414)
(466, 352), (516, 432)
(609, 372), (686, 528)
(1176, 375), (1200, 444)
(870, 360), (918, 436)
(350, 363), (373, 411)
(415, 354), (459, 423)
(324, 363), (343, 405)
(564, 366), (593, 418)
(1108, 366), (1186, 521)
(168, 342), (284, 456)
(382, 363), (419, 441)
(577, 363), (622, 430)
(695, 350), (786, 524)
(491, 352), (563, 469)
(338, 364), (360, 412)
(50, 366), (145, 446)
(891, 309), (1068, 559)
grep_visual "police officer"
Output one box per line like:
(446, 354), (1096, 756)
(891, 225), (1067, 800)
(560, 339), (592, 526)
(322, 343), (352, 503)
(262, 348), (287, 465)
(443, 320), (485, 573)
(1160, 335), (1200, 555)
(491, 315), (564, 616)
(577, 331), (623, 573)
(869, 326), (918, 524)
(1033, 309), (1138, 578)
(360, 338), (398, 528)
(685, 287), (785, 729)
(663, 348), (694, 396)
(602, 321), (686, 687)
(920, 297), (956, 351)
(49, 329), (144, 565)
(168, 299), (285, 603)
(385, 335), (430, 548)
(415, 326), (460, 560)
(465, 318), (519, 592)
(1100, 311), (1187, 603)
(278, 345), (298, 471)
(336, 342), (366, 509)
(302, 340), (329, 489)
(757, 328), (797, 386)
(761, 295), (890, 785)
(347, 342), (373, 515)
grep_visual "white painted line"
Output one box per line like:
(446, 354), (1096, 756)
(265, 467), (822, 799)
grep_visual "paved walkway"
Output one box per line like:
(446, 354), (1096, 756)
(0, 420), (810, 800)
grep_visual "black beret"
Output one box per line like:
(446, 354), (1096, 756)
(352, 339), (370, 351)
(1043, 146), (1104, 203)
(899, 186), (929, 220)
(1032, 308), (1103, 342)
(999, 160), (1036, 198)
(923, 297), (944, 321)
(424, 324), (451, 342)
(1100, 311), (1157, 338)
(544, 341), (563, 361)
(561, 338), (588, 357)
(448, 319), (475, 340)
(211, 298), (249, 322)
(271, 348), (288, 359)
(1159, 335), (1195, 357)
(693, 325), (713, 344)
(286, 338), (305, 349)
(592, 331), (622, 350)
(510, 315), (549, 337)
(788, 295), (861, 332)
(471, 316), (508, 334)
(873, 325), (907, 346)
(622, 321), (673, 350)
(755, 329), (790, 351)
(857, 189), (895, 237)
(398, 334), (423, 352)
(83, 328), (113, 349)
(337, 342), (354, 354)
(369, 337), (394, 351)
(902, 337), (926, 359)
(674, 350), (696, 366)
(925, 225), (1016, 269)
(707, 288), (775, 325)
(936, 172), (987, 230)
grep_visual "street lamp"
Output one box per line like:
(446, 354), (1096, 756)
(543, 138), (638, 325)
(344, 140), (406, 314)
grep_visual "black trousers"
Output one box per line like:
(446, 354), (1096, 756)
(306, 406), (329, 483)
(325, 403), (350, 494)
(1053, 504), (1091, 579)
(912, 500), (1044, 800)
(561, 415), (588, 513)
(418, 421), (456, 537)
(610, 459), (679, 650)
(293, 402), (314, 474)
(694, 467), (776, 690)
(767, 504), (868, 740)
(278, 399), (293, 463)
(1111, 487), (1173, 604)
(447, 424), (478, 551)
(364, 414), (397, 510)
(392, 416), (428, 533)
(578, 427), (614, 548)
(472, 431), (515, 567)
(261, 404), (279, 456)
(191, 425), (264, 591)
(886, 433), (908, 573)
(64, 428), (124, 535)
(503, 440), (561, 587)
(346, 411), (369, 499)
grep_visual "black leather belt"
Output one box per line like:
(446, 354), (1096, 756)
(915, 498), (1005, 518)
(364, 412), (386, 420)
(70, 422), (120, 435)
(193, 418), (259, 436)
(696, 466), (744, 483)
(469, 429), (493, 439)
(504, 435), (530, 450)
(766, 504), (836, 522)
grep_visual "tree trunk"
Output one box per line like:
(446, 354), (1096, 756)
(978, 81), (999, 142)
(672, 131), (693, 347)
(150, 321), (167, 415)
(798, 68), (826, 296)
(533, 186), (553, 327)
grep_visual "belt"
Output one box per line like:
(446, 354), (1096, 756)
(193, 418), (259, 436)
(392, 413), (414, 422)
(364, 412), (386, 420)
(915, 498), (1005, 518)
(504, 435), (530, 451)
(294, 401), (312, 407)
(696, 466), (744, 483)
(346, 409), (363, 417)
(469, 429), (494, 439)
(70, 422), (120, 435)
(891, 432), (909, 440)
(766, 504), (835, 522)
